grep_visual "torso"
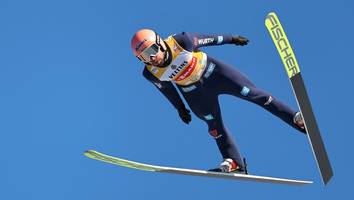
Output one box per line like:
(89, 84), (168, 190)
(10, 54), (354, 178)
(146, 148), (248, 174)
(145, 36), (207, 86)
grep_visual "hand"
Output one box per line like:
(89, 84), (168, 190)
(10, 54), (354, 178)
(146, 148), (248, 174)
(232, 36), (249, 46)
(177, 107), (192, 124)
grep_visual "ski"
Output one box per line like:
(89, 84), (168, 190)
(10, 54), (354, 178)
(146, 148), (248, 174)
(265, 12), (333, 185)
(84, 150), (312, 186)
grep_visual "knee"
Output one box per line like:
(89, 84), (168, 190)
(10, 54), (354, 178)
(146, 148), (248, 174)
(243, 87), (274, 106)
(209, 128), (222, 139)
(207, 121), (223, 139)
(263, 95), (274, 106)
(201, 114), (222, 139)
(200, 113), (224, 139)
(253, 95), (275, 108)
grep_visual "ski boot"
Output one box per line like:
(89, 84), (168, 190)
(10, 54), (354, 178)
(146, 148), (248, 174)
(209, 158), (248, 174)
(294, 111), (305, 130)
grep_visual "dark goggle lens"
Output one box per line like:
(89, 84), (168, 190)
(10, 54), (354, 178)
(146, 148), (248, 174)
(138, 44), (160, 62)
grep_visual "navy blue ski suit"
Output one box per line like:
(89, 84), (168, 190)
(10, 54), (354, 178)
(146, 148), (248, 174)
(142, 32), (305, 170)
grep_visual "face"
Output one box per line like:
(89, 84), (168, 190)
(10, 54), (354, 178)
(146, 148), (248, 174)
(149, 48), (165, 66)
(137, 35), (166, 66)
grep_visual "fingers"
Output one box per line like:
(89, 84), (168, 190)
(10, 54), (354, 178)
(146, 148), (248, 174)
(238, 39), (249, 46)
(182, 110), (192, 124)
(178, 108), (192, 124)
(185, 113), (192, 124)
(234, 36), (249, 46)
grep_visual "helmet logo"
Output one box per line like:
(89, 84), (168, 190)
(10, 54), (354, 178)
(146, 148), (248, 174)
(135, 39), (147, 51)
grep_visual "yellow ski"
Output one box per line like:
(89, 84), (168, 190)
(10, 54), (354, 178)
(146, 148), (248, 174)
(265, 12), (333, 185)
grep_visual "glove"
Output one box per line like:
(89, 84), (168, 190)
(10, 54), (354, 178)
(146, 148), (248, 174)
(231, 36), (249, 46)
(177, 107), (192, 124)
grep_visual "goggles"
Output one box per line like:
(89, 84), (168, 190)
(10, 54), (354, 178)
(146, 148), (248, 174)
(137, 43), (160, 63)
(137, 33), (164, 63)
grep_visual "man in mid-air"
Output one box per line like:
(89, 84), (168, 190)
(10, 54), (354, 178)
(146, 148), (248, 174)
(131, 29), (306, 174)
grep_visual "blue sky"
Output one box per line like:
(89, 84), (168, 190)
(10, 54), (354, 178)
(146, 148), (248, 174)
(1, 0), (353, 199)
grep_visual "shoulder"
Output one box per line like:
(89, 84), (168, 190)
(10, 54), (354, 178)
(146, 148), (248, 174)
(172, 32), (194, 42)
(171, 32), (195, 51)
(142, 65), (158, 81)
(142, 65), (151, 78)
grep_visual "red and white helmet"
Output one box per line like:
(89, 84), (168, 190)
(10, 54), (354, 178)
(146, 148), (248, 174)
(131, 29), (164, 62)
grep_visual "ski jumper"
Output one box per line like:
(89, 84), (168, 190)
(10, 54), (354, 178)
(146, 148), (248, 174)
(142, 32), (306, 170)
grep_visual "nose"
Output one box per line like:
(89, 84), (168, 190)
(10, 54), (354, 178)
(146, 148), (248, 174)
(150, 55), (157, 62)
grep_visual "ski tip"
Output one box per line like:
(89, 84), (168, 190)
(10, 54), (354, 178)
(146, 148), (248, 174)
(267, 11), (276, 16)
(265, 12), (277, 24)
(84, 149), (92, 154)
(84, 150), (97, 158)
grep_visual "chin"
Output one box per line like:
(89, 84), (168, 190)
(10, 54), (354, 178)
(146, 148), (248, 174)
(151, 61), (161, 66)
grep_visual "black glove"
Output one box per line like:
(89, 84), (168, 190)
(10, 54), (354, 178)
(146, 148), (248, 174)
(231, 36), (249, 46)
(177, 107), (192, 124)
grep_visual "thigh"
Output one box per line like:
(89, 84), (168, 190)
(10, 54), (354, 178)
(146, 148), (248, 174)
(207, 57), (263, 100)
(181, 86), (221, 123)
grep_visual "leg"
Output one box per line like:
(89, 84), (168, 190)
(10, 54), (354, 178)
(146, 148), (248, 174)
(181, 88), (246, 170)
(208, 57), (306, 134)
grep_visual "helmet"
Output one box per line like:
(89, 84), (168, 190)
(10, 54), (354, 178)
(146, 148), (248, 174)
(131, 29), (163, 62)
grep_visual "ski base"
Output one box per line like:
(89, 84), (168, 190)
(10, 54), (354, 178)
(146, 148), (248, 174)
(84, 150), (313, 186)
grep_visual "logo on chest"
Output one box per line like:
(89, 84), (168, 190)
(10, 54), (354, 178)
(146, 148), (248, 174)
(175, 57), (197, 81)
(169, 60), (189, 79)
(157, 51), (199, 82)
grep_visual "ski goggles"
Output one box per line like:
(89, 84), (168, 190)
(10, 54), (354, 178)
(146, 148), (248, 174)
(137, 43), (160, 63)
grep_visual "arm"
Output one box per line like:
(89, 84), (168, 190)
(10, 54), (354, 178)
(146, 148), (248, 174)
(143, 67), (185, 110)
(172, 32), (249, 51)
(143, 68), (192, 124)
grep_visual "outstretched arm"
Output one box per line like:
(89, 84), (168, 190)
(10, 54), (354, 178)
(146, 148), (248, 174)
(172, 32), (249, 51)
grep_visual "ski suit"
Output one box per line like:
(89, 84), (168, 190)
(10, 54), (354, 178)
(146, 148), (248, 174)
(142, 32), (306, 170)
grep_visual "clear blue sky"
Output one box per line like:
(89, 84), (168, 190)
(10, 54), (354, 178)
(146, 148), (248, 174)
(1, 0), (353, 199)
